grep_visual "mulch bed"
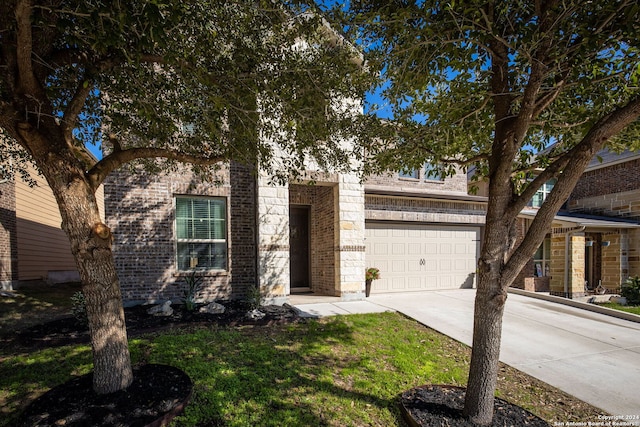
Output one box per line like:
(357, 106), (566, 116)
(18, 364), (192, 427)
(3, 301), (303, 427)
(1, 301), (302, 350)
(401, 385), (550, 426)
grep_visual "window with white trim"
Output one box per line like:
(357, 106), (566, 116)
(175, 197), (227, 271)
(529, 179), (556, 208)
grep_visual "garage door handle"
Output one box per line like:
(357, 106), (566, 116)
(420, 259), (425, 266)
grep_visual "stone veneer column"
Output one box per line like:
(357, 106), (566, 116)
(628, 229), (640, 278)
(257, 173), (289, 305)
(549, 229), (585, 298)
(601, 231), (624, 293)
(333, 173), (366, 300)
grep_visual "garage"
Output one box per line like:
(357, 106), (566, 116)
(365, 222), (480, 293)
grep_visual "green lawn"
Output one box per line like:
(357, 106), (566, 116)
(598, 302), (640, 316)
(0, 312), (605, 426)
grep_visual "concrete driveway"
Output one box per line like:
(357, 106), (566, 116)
(363, 289), (640, 417)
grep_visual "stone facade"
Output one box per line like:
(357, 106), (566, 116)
(549, 228), (585, 298)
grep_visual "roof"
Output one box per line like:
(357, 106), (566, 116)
(585, 149), (640, 172)
(520, 209), (640, 229)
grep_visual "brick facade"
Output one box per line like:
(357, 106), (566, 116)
(0, 179), (18, 289)
(105, 162), (257, 304)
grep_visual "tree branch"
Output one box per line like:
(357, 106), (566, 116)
(15, 0), (39, 96)
(86, 146), (225, 191)
(61, 76), (93, 141)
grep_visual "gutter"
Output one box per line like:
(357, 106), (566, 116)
(564, 226), (585, 298)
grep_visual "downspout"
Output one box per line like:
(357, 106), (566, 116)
(564, 226), (585, 298)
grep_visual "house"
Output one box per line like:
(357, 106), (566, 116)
(104, 160), (487, 305)
(0, 162), (105, 290)
(509, 149), (640, 298)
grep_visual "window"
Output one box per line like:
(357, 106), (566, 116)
(529, 179), (556, 208)
(398, 162), (443, 181)
(175, 197), (227, 271)
(533, 237), (551, 277)
(423, 162), (443, 181)
(398, 168), (419, 179)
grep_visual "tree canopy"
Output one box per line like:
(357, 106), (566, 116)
(335, 1), (640, 424)
(341, 0), (640, 179)
(1, 0), (369, 187)
(0, 0), (372, 395)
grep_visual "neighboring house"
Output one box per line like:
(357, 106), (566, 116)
(104, 160), (487, 305)
(508, 149), (640, 298)
(0, 163), (105, 290)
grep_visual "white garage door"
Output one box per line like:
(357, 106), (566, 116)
(365, 222), (480, 293)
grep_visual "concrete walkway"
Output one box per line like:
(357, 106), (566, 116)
(291, 289), (640, 416)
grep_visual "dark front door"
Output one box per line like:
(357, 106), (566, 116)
(290, 206), (310, 289)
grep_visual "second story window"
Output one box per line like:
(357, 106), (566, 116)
(529, 179), (557, 208)
(398, 162), (444, 182)
(423, 162), (443, 182)
(399, 168), (419, 179)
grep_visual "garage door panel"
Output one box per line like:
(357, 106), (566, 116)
(366, 222), (479, 293)
(425, 243), (438, 254)
(392, 243), (405, 254)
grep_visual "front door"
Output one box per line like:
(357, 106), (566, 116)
(289, 206), (310, 290)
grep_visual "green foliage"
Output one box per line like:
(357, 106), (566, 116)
(334, 0), (640, 183)
(621, 276), (640, 305)
(70, 291), (87, 326)
(245, 284), (263, 310)
(365, 267), (380, 281)
(181, 271), (203, 312)
(0, 313), (602, 427)
(0, 0), (374, 184)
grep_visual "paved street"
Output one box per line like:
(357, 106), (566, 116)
(293, 289), (640, 416)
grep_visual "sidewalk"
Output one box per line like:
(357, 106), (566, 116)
(291, 289), (640, 416)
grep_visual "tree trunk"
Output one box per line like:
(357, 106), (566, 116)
(463, 262), (507, 425)
(39, 157), (133, 394)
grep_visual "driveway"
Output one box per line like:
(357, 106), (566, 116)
(363, 289), (640, 416)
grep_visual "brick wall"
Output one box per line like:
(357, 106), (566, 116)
(290, 184), (336, 295)
(365, 194), (486, 224)
(571, 158), (640, 199)
(568, 159), (640, 220)
(0, 180), (18, 289)
(365, 168), (468, 195)
(105, 162), (257, 304)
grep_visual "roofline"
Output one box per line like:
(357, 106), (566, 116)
(585, 152), (640, 172)
(519, 210), (640, 229)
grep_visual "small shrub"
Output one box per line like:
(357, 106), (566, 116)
(70, 291), (87, 325)
(366, 267), (380, 281)
(621, 276), (640, 305)
(182, 271), (203, 312)
(245, 284), (262, 310)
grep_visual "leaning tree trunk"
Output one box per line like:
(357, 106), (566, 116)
(38, 155), (133, 394)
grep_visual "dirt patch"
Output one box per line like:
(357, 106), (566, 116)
(401, 385), (550, 426)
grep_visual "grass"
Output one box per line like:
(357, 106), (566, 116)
(0, 281), (80, 331)
(597, 302), (640, 316)
(0, 312), (605, 427)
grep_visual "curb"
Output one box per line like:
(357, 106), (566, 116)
(508, 288), (640, 324)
